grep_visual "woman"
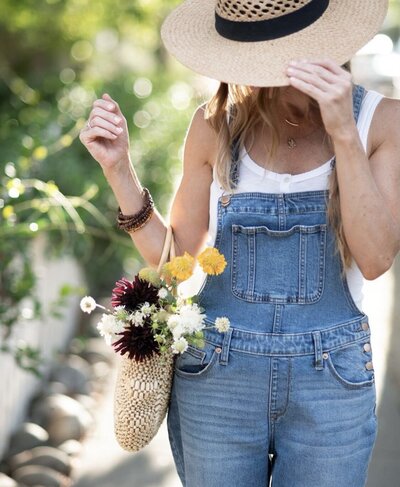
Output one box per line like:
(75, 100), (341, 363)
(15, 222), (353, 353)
(80, 1), (400, 485)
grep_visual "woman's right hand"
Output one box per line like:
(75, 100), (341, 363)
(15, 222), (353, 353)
(79, 93), (130, 172)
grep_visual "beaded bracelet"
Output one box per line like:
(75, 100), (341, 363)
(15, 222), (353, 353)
(116, 187), (154, 233)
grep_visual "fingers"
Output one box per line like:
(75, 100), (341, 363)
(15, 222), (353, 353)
(88, 106), (123, 136)
(286, 58), (352, 102)
(308, 58), (346, 76)
(287, 61), (337, 87)
(81, 93), (126, 140)
(287, 65), (331, 93)
(81, 125), (118, 141)
(287, 76), (325, 101)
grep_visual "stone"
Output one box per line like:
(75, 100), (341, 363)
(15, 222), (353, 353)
(73, 395), (96, 413)
(49, 355), (92, 395)
(0, 472), (18, 487)
(30, 394), (93, 446)
(79, 338), (113, 364)
(12, 465), (70, 487)
(90, 361), (110, 381)
(56, 440), (82, 457)
(8, 446), (72, 476)
(7, 423), (49, 458)
(46, 382), (69, 396)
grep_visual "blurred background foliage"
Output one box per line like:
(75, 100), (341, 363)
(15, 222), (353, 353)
(1, 0), (400, 372)
(0, 0), (207, 370)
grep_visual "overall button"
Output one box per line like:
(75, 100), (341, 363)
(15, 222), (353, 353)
(363, 343), (371, 352)
(215, 347), (222, 353)
(365, 361), (373, 370)
(220, 195), (231, 207)
(361, 322), (369, 331)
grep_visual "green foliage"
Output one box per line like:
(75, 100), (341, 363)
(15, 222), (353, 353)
(0, 0), (201, 373)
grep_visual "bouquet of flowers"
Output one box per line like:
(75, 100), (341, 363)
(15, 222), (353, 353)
(80, 243), (231, 452)
(80, 246), (230, 363)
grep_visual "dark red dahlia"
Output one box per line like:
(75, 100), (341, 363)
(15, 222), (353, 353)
(111, 275), (159, 312)
(112, 315), (160, 362)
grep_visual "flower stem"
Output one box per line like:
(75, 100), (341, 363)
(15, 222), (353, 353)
(96, 303), (112, 313)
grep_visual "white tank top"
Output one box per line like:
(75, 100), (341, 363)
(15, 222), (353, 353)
(179, 90), (384, 313)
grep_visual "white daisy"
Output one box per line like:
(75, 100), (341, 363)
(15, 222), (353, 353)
(215, 316), (231, 333)
(158, 287), (168, 299)
(96, 313), (125, 345)
(179, 303), (206, 334)
(140, 301), (152, 316)
(80, 296), (96, 314)
(171, 336), (188, 354)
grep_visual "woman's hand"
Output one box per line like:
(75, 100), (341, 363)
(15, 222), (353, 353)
(79, 93), (130, 171)
(286, 58), (355, 140)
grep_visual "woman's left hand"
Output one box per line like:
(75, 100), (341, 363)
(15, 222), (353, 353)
(286, 58), (355, 139)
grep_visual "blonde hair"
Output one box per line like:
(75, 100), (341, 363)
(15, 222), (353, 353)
(203, 69), (353, 274)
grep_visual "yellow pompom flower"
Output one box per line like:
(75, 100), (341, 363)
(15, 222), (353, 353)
(197, 247), (227, 275)
(166, 252), (195, 281)
(138, 267), (162, 287)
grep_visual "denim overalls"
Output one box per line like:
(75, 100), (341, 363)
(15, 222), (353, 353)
(167, 84), (377, 487)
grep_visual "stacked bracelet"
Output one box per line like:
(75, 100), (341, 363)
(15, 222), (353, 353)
(116, 187), (154, 233)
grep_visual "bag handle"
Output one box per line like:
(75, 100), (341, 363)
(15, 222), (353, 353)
(157, 224), (176, 274)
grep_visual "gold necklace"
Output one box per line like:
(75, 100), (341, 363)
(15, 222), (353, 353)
(283, 118), (321, 150)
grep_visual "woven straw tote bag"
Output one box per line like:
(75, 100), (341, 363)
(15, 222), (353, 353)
(113, 224), (176, 452)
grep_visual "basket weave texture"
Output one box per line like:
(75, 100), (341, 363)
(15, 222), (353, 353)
(113, 350), (175, 452)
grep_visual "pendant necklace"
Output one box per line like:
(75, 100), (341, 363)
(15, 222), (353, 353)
(284, 117), (320, 150)
(284, 117), (300, 149)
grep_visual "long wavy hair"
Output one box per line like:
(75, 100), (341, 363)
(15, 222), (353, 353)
(203, 62), (353, 274)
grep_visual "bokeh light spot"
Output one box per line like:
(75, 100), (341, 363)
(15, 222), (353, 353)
(60, 68), (76, 84)
(133, 110), (151, 128)
(33, 146), (48, 160)
(133, 78), (153, 98)
(71, 40), (93, 62)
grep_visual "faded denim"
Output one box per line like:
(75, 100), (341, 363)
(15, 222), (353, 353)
(167, 85), (377, 486)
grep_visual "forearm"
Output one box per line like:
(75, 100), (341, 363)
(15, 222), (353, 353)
(333, 128), (397, 278)
(102, 156), (178, 268)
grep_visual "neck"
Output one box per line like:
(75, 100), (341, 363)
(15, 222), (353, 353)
(279, 87), (315, 124)
(251, 85), (318, 124)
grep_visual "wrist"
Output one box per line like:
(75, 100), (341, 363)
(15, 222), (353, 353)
(102, 155), (134, 180)
(330, 123), (359, 146)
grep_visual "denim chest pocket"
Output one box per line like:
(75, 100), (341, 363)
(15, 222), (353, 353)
(174, 341), (219, 379)
(325, 339), (375, 389)
(231, 223), (327, 303)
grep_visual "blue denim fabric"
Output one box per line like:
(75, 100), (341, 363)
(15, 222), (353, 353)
(167, 84), (377, 486)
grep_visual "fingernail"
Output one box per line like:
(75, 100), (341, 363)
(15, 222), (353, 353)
(114, 116), (121, 123)
(116, 127), (123, 132)
(287, 67), (294, 74)
(108, 103), (114, 110)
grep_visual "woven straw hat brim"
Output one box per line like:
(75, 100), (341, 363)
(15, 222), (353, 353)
(160, 0), (388, 87)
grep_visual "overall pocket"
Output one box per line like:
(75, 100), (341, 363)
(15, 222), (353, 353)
(174, 340), (220, 379)
(325, 338), (375, 390)
(231, 223), (327, 303)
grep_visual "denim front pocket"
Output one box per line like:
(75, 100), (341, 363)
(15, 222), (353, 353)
(325, 338), (375, 390)
(174, 341), (219, 379)
(231, 223), (327, 303)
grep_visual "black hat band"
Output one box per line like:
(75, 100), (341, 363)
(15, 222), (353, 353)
(215, 0), (330, 42)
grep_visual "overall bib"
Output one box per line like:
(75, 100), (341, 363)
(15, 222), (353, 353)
(167, 84), (377, 487)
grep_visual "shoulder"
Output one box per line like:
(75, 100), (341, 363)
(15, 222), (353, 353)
(368, 94), (400, 156)
(185, 102), (219, 169)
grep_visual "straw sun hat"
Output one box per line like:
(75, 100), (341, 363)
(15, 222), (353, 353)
(160, 0), (389, 87)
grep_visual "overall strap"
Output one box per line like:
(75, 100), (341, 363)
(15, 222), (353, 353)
(352, 84), (366, 123)
(228, 104), (241, 189)
(228, 83), (366, 181)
